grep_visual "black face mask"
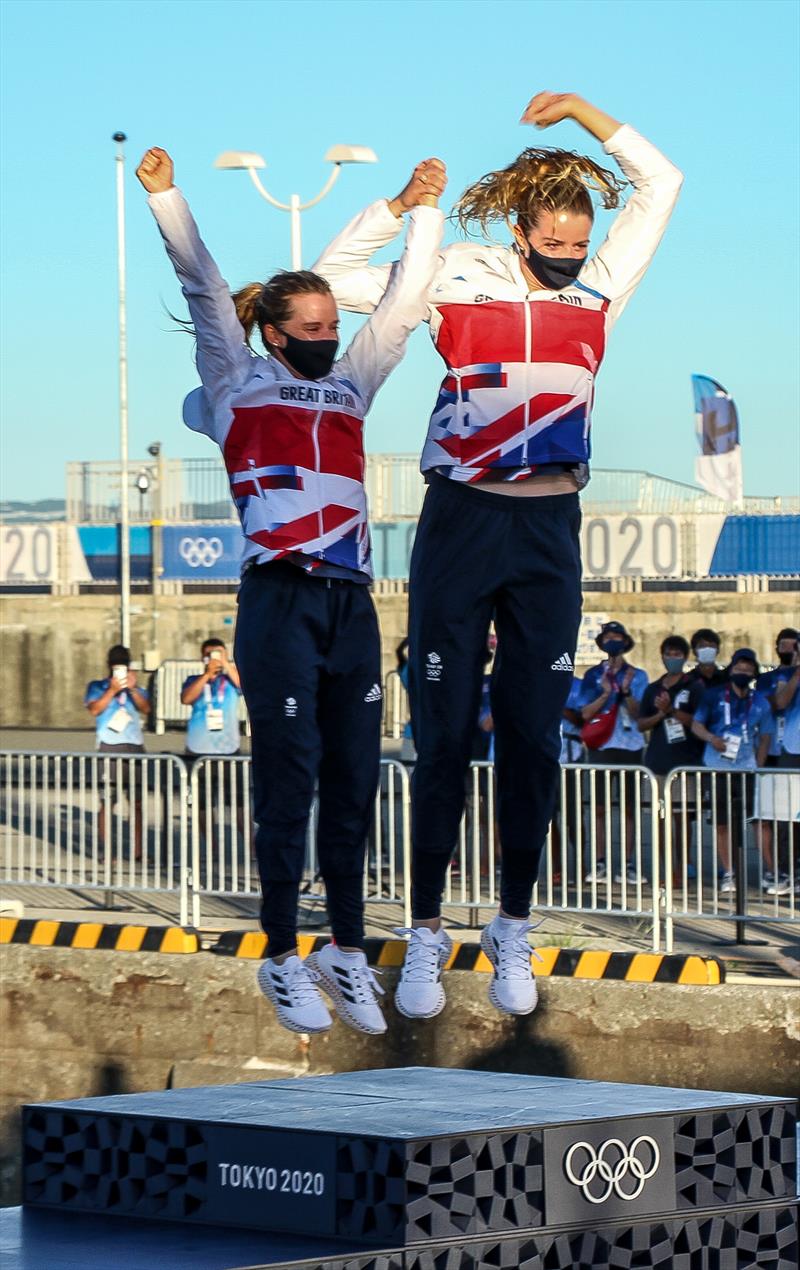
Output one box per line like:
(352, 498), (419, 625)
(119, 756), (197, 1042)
(730, 672), (753, 691)
(278, 331), (338, 381)
(524, 244), (586, 291)
(603, 639), (626, 658)
(778, 651), (796, 666)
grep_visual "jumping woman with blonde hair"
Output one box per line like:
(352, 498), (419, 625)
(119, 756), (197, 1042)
(137, 146), (445, 1037)
(314, 91), (683, 1018)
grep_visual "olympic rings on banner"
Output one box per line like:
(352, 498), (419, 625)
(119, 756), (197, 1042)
(178, 536), (224, 569)
(563, 1135), (660, 1203)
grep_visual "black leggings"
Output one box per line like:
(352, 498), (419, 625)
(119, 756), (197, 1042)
(235, 564), (381, 957)
(408, 476), (582, 919)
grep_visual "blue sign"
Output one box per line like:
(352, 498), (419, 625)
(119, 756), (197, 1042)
(162, 525), (244, 580)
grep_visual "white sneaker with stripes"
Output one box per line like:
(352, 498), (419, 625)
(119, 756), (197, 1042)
(480, 915), (542, 1016)
(257, 955), (332, 1034)
(307, 943), (387, 1035)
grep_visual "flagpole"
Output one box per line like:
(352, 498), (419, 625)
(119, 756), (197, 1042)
(113, 131), (131, 648)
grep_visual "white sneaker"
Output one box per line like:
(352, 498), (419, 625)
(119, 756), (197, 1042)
(306, 944), (387, 1035)
(765, 873), (792, 896)
(719, 871), (736, 894)
(480, 916), (542, 1017)
(394, 926), (453, 1019)
(585, 861), (607, 883)
(257, 955), (332, 1034)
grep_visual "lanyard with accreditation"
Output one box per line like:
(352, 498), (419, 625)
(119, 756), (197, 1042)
(720, 687), (754, 762)
(203, 677), (227, 732)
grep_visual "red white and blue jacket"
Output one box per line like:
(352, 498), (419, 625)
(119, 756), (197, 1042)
(313, 126), (682, 487)
(148, 188), (443, 579)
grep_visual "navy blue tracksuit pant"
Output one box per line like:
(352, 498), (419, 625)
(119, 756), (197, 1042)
(409, 476), (582, 919)
(234, 563), (382, 957)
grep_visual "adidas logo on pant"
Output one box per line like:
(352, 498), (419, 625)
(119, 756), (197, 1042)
(551, 653), (574, 672)
(364, 683), (382, 703)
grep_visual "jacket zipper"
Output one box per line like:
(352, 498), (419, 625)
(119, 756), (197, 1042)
(522, 299), (532, 468)
(311, 408), (325, 557)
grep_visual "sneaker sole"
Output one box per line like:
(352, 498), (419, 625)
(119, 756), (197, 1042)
(305, 954), (387, 1036)
(256, 962), (332, 1035)
(480, 927), (538, 1018)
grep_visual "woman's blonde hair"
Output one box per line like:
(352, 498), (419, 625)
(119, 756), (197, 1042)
(232, 270), (332, 350)
(454, 147), (627, 237)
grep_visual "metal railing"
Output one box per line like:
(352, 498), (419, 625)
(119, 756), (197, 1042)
(3, 751), (798, 950)
(663, 765), (799, 951)
(153, 660), (249, 736)
(0, 752), (191, 924)
(186, 757), (411, 927)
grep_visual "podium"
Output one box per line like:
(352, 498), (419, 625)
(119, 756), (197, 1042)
(16, 1068), (799, 1269)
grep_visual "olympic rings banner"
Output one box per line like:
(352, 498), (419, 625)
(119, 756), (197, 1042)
(162, 525), (243, 580)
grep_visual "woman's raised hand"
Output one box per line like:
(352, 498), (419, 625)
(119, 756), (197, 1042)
(388, 159), (447, 216)
(520, 92), (579, 128)
(136, 147), (175, 194)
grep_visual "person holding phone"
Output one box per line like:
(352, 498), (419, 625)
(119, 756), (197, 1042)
(85, 643), (151, 860)
(314, 89), (682, 1018)
(137, 145), (445, 1036)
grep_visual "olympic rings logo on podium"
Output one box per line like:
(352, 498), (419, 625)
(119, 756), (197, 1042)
(564, 1135), (660, 1203)
(178, 536), (224, 569)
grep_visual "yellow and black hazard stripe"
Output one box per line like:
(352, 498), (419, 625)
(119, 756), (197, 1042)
(210, 932), (724, 985)
(0, 918), (199, 954)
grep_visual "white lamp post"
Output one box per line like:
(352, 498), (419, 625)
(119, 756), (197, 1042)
(112, 131), (131, 649)
(213, 145), (377, 269)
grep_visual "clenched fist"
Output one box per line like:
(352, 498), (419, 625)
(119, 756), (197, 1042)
(520, 92), (580, 129)
(136, 147), (174, 194)
(389, 158), (447, 217)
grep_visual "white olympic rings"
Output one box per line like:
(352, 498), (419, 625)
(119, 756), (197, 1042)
(178, 536), (224, 569)
(564, 1135), (660, 1204)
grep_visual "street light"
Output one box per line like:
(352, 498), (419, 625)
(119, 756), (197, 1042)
(112, 130), (131, 649)
(214, 144), (378, 269)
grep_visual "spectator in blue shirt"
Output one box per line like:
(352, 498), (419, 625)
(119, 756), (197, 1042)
(181, 638), (242, 757)
(773, 641), (800, 768)
(181, 638), (245, 844)
(578, 622), (649, 884)
(691, 648), (774, 893)
(85, 643), (151, 860)
(755, 629), (799, 894)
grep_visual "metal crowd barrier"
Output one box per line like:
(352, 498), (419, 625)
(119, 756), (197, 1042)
(663, 765), (799, 951)
(187, 757), (411, 928)
(443, 763), (662, 947)
(153, 660), (249, 736)
(4, 750), (798, 951)
(0, 752), (191, 925)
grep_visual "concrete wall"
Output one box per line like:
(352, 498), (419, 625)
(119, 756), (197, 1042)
(1, 944), (798, 1204)
(0, 588), (796, 729)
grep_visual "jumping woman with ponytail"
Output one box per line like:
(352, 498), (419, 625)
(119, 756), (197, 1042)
(136, 147), (445, 1036)
(314, 91), (682, 1019)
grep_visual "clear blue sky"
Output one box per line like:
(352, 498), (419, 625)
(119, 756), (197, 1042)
(1, 0), (798, 501)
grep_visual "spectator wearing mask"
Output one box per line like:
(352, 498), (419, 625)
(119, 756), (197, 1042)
(773, 639), (800, 769)
(755, 629), (799, 895)
(757, 629), (800, 767)
(578, 622), (648, 883)
(686, 629), (727, 694)
(85, 644), (151, 860)
(691, 649), (774, 893)
(638, 636), (699, 879)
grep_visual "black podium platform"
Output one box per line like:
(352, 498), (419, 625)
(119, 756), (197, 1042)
(20, 1068), (799, 1269)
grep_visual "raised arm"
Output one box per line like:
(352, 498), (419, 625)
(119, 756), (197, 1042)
(522, 93), (684, 316)
(136, 148), (252, 417)
(335, 162), (446, 410)
(312, 160), (444, 315)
